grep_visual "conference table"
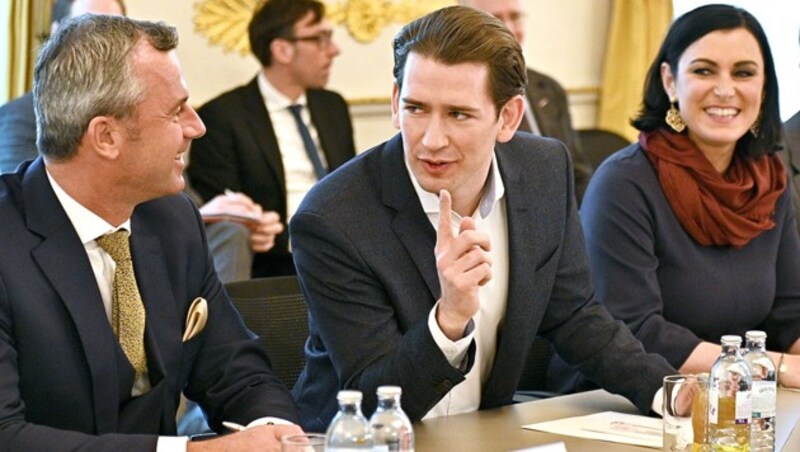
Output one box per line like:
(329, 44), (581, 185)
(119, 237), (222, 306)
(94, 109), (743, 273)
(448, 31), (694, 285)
(415, 388), (800, 451)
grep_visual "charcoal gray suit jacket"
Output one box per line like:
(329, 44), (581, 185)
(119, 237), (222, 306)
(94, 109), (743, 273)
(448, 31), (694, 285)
(289, 132), (674, 432)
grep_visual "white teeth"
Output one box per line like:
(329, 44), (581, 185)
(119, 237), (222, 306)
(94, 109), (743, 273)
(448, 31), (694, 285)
(706, 107), (738, 117)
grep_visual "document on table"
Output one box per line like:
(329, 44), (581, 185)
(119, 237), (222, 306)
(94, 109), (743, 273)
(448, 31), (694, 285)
(510, 441), (568, 452)
(523, 411), (662, 449)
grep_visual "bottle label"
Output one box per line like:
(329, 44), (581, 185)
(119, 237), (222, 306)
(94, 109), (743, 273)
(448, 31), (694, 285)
(709, 386), (719, 425)
(734, 389), (752, 425)
(751, 380), (777, 419)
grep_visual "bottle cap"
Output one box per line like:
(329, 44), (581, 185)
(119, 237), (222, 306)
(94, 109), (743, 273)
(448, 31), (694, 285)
(337, 390), (363, 403)
(721, 335), (742, 346)
(377, 385), (402, 398)
(745, 330), (767, 341)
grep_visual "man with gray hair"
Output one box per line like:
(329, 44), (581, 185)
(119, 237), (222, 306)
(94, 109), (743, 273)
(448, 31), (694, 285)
(0, 15), (302, 451)
(0, 0), (125, 174)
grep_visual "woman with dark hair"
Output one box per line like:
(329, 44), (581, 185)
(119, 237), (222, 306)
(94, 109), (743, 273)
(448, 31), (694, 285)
(569, 4), (800, 387)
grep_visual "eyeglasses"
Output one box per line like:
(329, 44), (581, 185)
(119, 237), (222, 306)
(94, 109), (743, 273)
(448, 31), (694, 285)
(285, 30), (334, 50)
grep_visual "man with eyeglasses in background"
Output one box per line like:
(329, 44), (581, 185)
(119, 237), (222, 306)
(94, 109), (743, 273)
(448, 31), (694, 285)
(188, 0), (355, 278)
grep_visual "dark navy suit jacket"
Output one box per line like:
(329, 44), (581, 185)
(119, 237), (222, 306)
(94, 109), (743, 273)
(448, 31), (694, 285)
(289, 133), (674, 432)
(0, 159), (298, 450)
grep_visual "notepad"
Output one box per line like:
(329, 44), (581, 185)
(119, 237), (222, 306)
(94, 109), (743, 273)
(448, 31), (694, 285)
(523, 411), (662, 449)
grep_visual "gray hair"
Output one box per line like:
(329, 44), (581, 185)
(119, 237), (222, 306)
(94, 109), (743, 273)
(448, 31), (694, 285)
(34, 14), (178, 160)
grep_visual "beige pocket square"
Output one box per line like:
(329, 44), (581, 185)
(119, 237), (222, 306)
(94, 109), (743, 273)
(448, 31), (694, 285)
(183, 297), (208, 342)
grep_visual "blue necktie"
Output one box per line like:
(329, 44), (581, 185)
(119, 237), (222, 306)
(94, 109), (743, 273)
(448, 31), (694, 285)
(288, 104), (327, 179)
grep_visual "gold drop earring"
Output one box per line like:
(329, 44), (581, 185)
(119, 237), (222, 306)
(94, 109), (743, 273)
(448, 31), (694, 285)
(665, 98), (686, 133)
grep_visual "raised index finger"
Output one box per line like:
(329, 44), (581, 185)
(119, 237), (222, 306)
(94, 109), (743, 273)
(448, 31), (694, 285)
(437, 189), (455, 249)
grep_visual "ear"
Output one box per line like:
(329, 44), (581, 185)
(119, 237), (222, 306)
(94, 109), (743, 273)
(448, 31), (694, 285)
(660, 62), (676, 100)
(496, 95), (525, 143)
(391, 83), (401, 130)
(270, 39), (295, 65)
(85, 116), (122, 160)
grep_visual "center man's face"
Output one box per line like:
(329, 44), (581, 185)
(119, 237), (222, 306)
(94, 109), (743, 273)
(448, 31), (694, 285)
(392, 53), (517, 214)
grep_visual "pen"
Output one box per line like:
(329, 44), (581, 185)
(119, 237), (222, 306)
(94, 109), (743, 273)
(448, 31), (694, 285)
(222, 421), (247, 431)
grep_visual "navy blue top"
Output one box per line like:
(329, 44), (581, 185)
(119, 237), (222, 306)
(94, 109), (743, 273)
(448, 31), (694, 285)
(581, 144), (800, 368)
(579, 144), (800, 368)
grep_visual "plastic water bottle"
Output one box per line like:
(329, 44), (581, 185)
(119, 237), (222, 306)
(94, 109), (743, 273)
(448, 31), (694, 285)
(708, 335), (752, 451)
(325, 390), (373, 451)
(743, 331), (776, 451)
(369, 386), (415, 452)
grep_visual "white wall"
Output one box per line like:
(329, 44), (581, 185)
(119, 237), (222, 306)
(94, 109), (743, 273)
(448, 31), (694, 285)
(127, 0), (612, 150)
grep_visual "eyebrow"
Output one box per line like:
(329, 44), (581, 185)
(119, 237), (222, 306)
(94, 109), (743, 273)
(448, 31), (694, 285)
(401, 96), (481, 113)
(689, 58), (761, 67)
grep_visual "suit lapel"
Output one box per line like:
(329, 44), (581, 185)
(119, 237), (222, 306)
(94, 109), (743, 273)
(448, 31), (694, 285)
(481, 143), (550, 404)
(244, 78), (286, 196)
(129, 215), (181, 390)
(380, 136), (440, 300)
(24, 159), (121, 433)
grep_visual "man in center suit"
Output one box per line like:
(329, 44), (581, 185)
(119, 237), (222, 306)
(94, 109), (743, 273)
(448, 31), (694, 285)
(290, 6), (675, 431)
(188, 0), (356, 278)
(460, 0), (593, 203)
(0, 15), (303, 450)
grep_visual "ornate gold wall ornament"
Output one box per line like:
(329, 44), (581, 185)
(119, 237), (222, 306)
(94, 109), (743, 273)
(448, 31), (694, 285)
(327, 0), (454, 43)
(194, 0), (261, 55)
(193, 0), (455, 55)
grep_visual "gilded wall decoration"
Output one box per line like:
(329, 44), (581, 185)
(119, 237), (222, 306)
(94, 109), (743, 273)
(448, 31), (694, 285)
(193, 0), (455, 55)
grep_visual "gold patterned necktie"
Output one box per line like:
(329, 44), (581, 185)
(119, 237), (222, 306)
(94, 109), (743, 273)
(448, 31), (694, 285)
(96, 230), (148, 377)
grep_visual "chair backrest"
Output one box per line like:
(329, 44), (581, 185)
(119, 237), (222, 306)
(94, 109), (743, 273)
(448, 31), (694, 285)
(224, 276), (308, 390)
(577, 128), (631, 169)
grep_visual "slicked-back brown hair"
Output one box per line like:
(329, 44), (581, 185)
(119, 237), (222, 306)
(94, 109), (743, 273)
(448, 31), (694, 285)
(392, 5), (527, 117)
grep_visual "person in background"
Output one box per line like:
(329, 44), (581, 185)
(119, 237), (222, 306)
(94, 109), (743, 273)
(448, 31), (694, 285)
(459, 0), (592, 203)
(289, 5), (674, 432)
(549, 4), (800, 394)
(0, 0), (126, 174)
(0, 15), (302, 450)
(188, 0), (356, 278)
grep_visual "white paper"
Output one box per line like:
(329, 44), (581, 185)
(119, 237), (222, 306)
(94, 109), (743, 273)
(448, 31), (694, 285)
(510, 441), (568, 452)
(522, 411), (662, 449)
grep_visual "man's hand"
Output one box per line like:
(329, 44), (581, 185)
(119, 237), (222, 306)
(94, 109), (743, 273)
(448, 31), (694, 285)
(249, 211), (284, 253)
(434, 189), (492, 341)
(187, 424), (304, 452)
(199, 191), (284, 253)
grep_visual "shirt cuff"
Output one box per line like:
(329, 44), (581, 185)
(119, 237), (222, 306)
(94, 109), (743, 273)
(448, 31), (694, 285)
(157, 436), (189, 452)
(652, 386), (665, 416)
(246, 417), (294, 427)
(428, 301), (474, 367)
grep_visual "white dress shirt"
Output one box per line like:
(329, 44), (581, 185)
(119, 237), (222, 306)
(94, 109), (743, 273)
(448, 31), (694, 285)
(405, 153), (510, 419)
(402, 156), (666, 419)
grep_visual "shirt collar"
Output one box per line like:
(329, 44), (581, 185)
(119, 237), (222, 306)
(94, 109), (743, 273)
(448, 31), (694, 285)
(46, 170), (131, 245)
(257, 71), (308, 114)
(405, 149), (505, 219)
